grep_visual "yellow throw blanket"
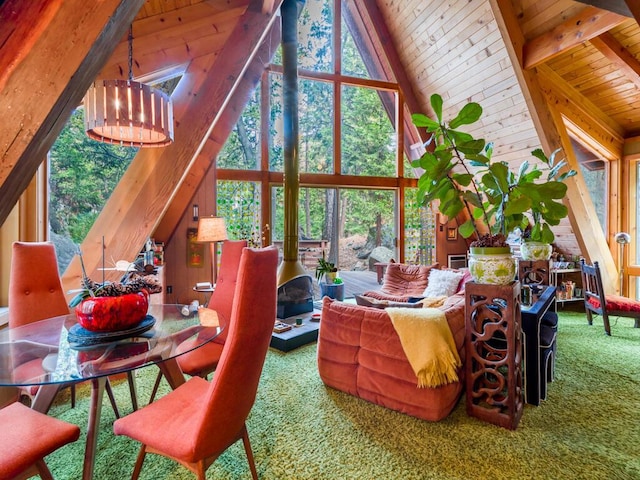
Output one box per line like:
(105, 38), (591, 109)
(386, 307), (461, 388)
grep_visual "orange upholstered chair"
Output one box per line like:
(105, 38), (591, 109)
(9, 241), (133, 414)
(0, 401), (80, 480)
(147, 240), (247, 402)
(114, 246), (278, 480)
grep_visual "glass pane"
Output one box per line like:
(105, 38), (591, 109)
(570, 137), (607, 235)
(269, 73), (284, 172)
(298, 0), (333, 72)
(217, 85), (260, 170)
(341, 84), (396, 176)
(341, 6), (393, 81)
(404, 188), (435, 265)
(49, 109), (135, 271)
(339, 188), (396, 270)
(300, 78), (334, 173)
(216, 181), (262, 247)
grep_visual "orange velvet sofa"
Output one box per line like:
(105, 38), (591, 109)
(316, 292), (467, 422)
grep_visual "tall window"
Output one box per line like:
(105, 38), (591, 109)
(216, 0), (428, 270)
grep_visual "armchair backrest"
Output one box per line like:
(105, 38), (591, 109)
(9, 242), (70, 328)
(380, 263), (439, 297)
(193, 246), (278, 459)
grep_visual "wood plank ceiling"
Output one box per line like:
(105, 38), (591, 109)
(3, 0), (640, 291)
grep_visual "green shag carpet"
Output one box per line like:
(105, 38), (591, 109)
(44, 311), (639, 480)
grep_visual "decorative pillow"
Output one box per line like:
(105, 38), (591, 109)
(354, 295), (422, 309)
(422, 269), (465, 298)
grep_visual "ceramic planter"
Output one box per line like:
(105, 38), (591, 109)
(320, 282), (345, 301)
(520, 241), (552, 261)
(468, 246), (516, 285)
(75, 291), (149, 332)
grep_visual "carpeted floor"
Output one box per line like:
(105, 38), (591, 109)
(45, 310), (639, 479)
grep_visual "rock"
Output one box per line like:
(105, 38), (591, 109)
(368, 246), (395, 270)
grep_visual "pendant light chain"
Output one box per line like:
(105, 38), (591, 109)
(128, 25), (134, 81)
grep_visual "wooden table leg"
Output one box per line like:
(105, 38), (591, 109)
(83, 376), (106, 480)
(157, 359), (186, 390)
(31, 384), (60, 414)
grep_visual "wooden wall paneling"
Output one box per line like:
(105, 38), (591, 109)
(60, 0), (282, 296)
(153, 19), (281, 244)
(491, 0), (619, 289)
(0, 0), (146, 226)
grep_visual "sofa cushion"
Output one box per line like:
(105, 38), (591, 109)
(422, 268), (465, 297)
(354, 295), (422, 309)
(379, 263), (439, 297)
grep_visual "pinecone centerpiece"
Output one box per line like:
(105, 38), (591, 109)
(69, 254), (162, 332)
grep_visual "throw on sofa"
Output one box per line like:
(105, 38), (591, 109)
(317, 291), (466, 422)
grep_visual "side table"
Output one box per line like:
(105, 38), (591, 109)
(465, 281), (523, 430)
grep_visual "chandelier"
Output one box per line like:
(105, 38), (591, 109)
(83, 26), (174, 147)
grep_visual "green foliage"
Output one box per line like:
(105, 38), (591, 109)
(411, 94), (577, 245)
(49, 109), (135, 243)
(315, 252), (337, 283)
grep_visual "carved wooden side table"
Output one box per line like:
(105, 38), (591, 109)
(465, 281), (523, 430)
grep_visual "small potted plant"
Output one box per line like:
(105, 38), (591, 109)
(411, 94), (576, 283)
(315, 252), (338, 284)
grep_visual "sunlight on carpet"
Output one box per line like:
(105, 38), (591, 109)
(45, 311), (639, 479)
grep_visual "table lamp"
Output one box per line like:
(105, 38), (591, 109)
(196, 216), (228, 283)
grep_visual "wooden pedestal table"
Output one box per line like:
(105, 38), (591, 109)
(465, 281), (523, 430)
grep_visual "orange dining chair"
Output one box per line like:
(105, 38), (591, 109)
(0, 401), (80, 480)
(147, 240), (247, 402)
(580, 259), (640, 336)
(9, 241), (132, 414)
(114, 246), (278, 480)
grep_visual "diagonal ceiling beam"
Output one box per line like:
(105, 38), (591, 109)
(153, 19), (282, 242)
(523, 6), (627, 70)
(624, 0), (640, 23)
(0, 0), (145, 227)
(590, 31), (640, 89)
(61, 0), (283, 295)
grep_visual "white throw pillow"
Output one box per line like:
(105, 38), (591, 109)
(422, 269), (464, 297)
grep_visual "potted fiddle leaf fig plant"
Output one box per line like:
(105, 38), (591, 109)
(411, 93), (576, 283)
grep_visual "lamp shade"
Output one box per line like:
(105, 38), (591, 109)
(196, 217), (228, 243)
(84, 79), (174, 147)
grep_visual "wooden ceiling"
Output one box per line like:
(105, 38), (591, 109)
(3, 0), (640, 290)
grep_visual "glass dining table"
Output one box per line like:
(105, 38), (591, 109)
(0, 304), (223, 480)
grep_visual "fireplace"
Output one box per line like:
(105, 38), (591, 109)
(275, 0), (313, 319)
(277, 274), (313, 319)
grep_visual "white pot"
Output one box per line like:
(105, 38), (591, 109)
(468, 247), (517, 285)
(520, 242), (552, 261)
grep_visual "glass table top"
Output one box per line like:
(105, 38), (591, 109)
(0, 304), (222, 387)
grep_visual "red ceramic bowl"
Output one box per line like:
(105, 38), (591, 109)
(75, 291), (149, 332)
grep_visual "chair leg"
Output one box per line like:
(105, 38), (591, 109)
(635, 318), (640, 329)
(70, 384), (76, 408)
(131, 445), (148, 480)
(34, 458), (54, 480)
(105, 379), (120, 419)
(241, 424), (259, 480)
(148, 370), (164, 404)
(127, 372), (138, 411)
(603, 312), (611, 336)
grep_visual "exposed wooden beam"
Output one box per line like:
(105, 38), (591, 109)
(491, 0), (619, 291)
(61, 0), (283, 295)
(523, 6), (627, 70)
(590, 31), (640, 90)
(577, 1), (632, 17)
(0, 0), (145, 227)
(624, 0), (640, 23)
(153, 19), (282, 242)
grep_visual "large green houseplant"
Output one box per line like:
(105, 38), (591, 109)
(412, 94), (576, 283)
